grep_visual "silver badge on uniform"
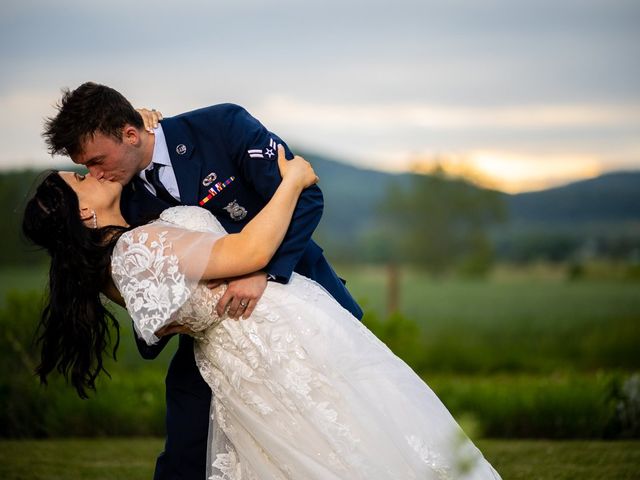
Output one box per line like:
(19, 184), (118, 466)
(176, 144), (187, 155)
(202, 172), (217, 186)
(224, 200), (248, 221)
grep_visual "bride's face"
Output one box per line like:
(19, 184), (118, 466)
(59, 171), (122, 211)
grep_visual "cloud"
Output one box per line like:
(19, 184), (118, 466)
(466, 151), (604, 193)
(254, 95), (640, 179)
(0, 0), (638, 192)
(0, 88), (62, 169)
(259, 95), (640, 130)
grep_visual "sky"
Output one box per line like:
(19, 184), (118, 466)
(0, 0), (638, 192)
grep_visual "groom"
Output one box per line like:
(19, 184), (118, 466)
(43, 82), (362, 480)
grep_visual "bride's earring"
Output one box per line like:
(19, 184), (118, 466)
(81, 208), (98, 229)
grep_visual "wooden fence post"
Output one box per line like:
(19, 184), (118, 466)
(387, 262), (400, 316)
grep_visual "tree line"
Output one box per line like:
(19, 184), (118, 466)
(3, 168), (640, 273)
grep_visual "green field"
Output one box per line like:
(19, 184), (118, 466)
(341, 264), (640, 329)
(343, 264), (640, 375)
(0, 438), (638, 480)
(3, 263), (640, 334)
(1, 264), (639, 441)
(0, 266), (48, 304)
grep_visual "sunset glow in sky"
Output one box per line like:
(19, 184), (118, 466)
(1, 0), (638, 192)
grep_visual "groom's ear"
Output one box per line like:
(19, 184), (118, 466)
(122, 124), (141, 146)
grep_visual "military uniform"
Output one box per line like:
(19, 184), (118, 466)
(120, 103), (362, 480)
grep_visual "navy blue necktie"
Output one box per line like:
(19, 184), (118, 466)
(145, 165), (179, 206)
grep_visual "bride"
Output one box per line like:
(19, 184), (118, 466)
(23, 147), (500, 479)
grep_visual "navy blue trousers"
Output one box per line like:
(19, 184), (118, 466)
(153, 335), (211, 480)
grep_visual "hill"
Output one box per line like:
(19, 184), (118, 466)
(299, 152), (640, 262)
(2, 156), (638, 265)
(301, 151), (640, 234)
(296, 150), (412, 245)
(505, 171), (640, 225)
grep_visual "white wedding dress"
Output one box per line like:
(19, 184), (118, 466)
(111, 206), (501, 480)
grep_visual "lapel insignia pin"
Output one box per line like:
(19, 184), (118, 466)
(224, 199), (248, 221)
(176, 144), (187, 155)
(202, 172), (217, 187)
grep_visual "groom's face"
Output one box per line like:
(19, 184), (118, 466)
(71, 126), (144, 185)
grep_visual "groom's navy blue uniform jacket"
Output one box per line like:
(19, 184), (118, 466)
(120, 104), (363, 480)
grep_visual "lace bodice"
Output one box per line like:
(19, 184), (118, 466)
(111, 207), (501, 480)
(111, 206), (228, 344)
(157, 205), (228, 235)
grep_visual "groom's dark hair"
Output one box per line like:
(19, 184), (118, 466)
(43, 82), (144, 157)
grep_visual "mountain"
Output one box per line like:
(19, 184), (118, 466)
(504, 171), (640, 225)
(297, 151), (640, 261)
(296, 150), (413, 243)
(302, 150), (640, 233)
(2, 154), (638, 265)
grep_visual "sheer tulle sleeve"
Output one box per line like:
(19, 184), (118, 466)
(111, 222), (224, 345)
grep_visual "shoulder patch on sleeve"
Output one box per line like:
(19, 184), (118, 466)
(247, 138), (277, 159)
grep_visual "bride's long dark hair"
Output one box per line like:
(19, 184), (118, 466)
(22, 171), (128, 398)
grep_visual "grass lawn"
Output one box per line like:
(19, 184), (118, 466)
(338, 264), (640, 328)
(0, 438), (163, 480)
(478, 440), (640, 479)
(0, 266), (47, 306)
(0, 438), (638, 479)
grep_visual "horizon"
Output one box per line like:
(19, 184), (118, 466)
(4, 149), (638, 195)
(1, 0), (638, 193)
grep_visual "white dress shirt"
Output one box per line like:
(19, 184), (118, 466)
(138, 124), (181, 201)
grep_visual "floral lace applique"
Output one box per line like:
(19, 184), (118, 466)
(113, 206), (501, 480)
(194, 300), (368, 478)
(111, 229), (191, 344)
(407, 434), (452, 479)
(160, 205), (226, 234)
(210, 443), (243, 480)
(174, 285), (225, 338)
(111, 206), (227, 344)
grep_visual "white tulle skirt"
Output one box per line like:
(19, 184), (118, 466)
(193, 274), (501, 480)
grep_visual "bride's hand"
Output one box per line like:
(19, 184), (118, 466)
(277, 145), (319, 189)
(136, 108), (163, 133)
